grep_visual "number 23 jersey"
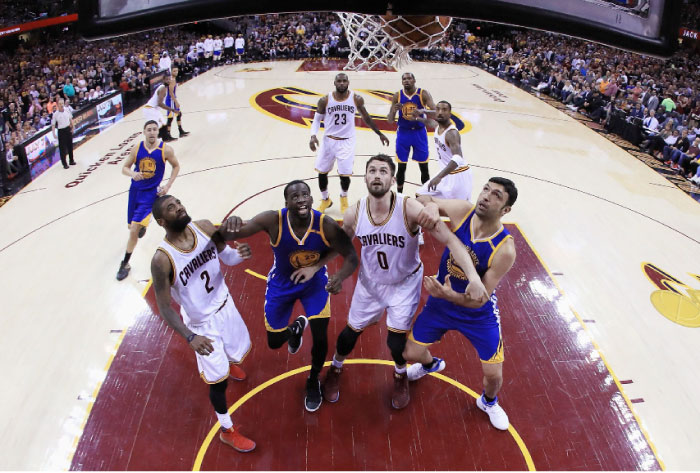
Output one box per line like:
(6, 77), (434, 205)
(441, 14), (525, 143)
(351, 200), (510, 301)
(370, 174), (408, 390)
(157, 222), (228, 325)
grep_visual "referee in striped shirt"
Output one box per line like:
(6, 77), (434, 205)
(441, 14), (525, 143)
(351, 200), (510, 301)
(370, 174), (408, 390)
(51, 98), (75, 169)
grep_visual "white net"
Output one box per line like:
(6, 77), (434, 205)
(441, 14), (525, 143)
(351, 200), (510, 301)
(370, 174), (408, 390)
(336, 13), (451, 71)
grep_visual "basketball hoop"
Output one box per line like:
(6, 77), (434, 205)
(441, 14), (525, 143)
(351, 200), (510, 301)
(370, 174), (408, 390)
(336, 13), (451, 71)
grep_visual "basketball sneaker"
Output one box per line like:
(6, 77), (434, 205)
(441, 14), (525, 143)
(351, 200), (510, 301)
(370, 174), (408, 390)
(340, 196), (349, 215)
(476, 394), (509, 431)
(391, 371), (410, 409)
(219, 426), (256, 452)
(318, 198), (333, 213)
(287, 315), (308, 354)
(305, 377), (322, 412)
(323, 365), (342, 402)
(407, 357), (445, 381)
(178, 126), (190, 137)
(228, 363), (246, 381)
(116, 263), (131, 281)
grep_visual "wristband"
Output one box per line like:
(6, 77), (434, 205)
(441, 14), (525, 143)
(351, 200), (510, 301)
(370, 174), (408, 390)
(186, 333), (196, 343)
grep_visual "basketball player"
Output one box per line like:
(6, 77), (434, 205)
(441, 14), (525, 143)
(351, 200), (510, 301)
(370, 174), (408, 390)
(309, 73), (390, 215)
(218, 180), (359, 412)
(165, 67), (189, 138)
(415, 100), (472, 201)
(116, 120), (180, 281)
(143, 73), (178, 142)
(387, 73), (436, 193)
(321, 154), (488, 409)
(406, 178), (518, 430)
(150, 194), (256, 453)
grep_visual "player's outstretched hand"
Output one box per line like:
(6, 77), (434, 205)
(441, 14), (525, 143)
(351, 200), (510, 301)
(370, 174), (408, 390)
(428, 176), (442, 191)
(423, 274), (456, 301)
(325, 274), (343, 294)
(379, 133), (390, 146)
(417, 203), (440, 230)
(309, 136), (319, 152)
(235, 242), (252, 259)
(132, 171), (145, 181)
(291, 265), (319, 284)
(190, 335), (215, 356)
(221, 215), (244, 238)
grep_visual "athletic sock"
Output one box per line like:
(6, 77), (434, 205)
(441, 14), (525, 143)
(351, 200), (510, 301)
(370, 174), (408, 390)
(216, 411), (233, 429)
(340, 190), (348, 197)
(321, 190), (329, 200)
(395, 365), (407, 374)
(121, 252), (132, 267)
(331, 355), (344, 369)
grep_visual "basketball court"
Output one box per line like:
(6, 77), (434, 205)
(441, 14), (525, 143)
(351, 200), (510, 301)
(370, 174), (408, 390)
(2, 58), (699, 470)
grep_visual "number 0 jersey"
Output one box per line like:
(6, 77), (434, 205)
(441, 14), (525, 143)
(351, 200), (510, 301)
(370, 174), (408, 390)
(354, 192), (421, 284)
(157, 223), (228, 325)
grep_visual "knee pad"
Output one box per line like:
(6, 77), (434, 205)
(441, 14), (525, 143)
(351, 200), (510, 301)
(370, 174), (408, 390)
(166, 116), (174, 127)
(339, 175), (351, 191)
(318, 173), (329, 191)
(336, 325), (362, 356)
(209, 379), (228, 413)
(267, 330), (289, 349)
(387, 331), (407, 365)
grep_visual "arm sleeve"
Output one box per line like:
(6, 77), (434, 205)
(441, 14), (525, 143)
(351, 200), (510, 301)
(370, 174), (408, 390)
(218, 245), (245, 266)
(310, 111), (323, 136)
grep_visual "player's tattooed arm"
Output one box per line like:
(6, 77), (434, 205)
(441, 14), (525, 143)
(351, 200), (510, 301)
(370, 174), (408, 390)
(151, 250), (215, 355)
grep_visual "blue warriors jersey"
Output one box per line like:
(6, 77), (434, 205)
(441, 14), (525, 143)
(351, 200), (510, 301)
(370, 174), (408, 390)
(430, 207), (512, 319)
(397, 88), (426, 130)
(165, 83), (177, 109)
(131, 140), (166, 190)
(268, 208), (331, 290)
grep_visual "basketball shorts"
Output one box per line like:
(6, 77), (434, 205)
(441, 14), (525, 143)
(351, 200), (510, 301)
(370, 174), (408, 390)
(236, 48), (244, 55)
(143, 106), (166, 127)
(396, 127), (429, 163)
(314, 135), (356, 176)
(264, 273), (330, 331)
(409, 294), (504, 363)
(416, 166), (472, 201)
(127, 185), (158, 226)
(348, 264), (423, 332)
(214, 50), (221, 56)
(184, 294), (252, 384)
(198, 52), (204, 58)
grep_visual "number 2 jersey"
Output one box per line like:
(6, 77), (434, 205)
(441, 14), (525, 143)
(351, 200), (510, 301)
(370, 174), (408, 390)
(157, 222), (228, 325)
(354, 192), (421, 284)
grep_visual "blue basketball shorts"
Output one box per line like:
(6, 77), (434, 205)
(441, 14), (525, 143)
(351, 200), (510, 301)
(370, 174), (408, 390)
(127, 186), (158, 226)
(264, 272), (330, 331)
(396, 127), (429, 163)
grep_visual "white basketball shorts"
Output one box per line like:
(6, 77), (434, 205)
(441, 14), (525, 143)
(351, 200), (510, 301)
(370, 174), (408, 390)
(347, 264), (423, 332)
(183, 294), (252, 384)
(314, 135), (356, 176)
(417, 166), (473, 201)
(143, 106), (166, 127)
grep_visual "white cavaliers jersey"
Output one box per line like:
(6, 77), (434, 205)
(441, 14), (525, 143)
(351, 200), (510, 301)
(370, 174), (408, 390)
(324, 90), (356, 139)
(354, 193), (421, 284)
(157, 223), (229, 325)
(147, 84), (165, 109)
(434, 122), (465, 168)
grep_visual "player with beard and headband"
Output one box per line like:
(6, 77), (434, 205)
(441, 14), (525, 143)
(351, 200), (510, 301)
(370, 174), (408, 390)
(117, 120), (180, 281)
(309, 73), (390, 215)
(407, 178), (518, 431)
(150, 195), (256, 453)
(414, 100), (473, 201)
(217, 180), (359, 412)
(306, 154), (488, 409)
(387, 72), (436, 194)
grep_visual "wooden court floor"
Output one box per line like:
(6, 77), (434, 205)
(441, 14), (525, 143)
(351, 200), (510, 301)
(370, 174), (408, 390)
(1, 60), (699, 470)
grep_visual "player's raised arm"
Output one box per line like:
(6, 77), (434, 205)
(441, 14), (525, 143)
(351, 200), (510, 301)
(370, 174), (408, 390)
(216, 209), (280, 242)
(415, 195), (474, 230)
(387, 92), (400, 123)
(321, 214), (358, 294)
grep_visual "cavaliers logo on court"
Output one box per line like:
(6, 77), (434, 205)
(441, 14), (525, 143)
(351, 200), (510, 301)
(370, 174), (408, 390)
(642, 262), (700, 328)
(251, 86), (471, 133)
(446, 249), (479, 280)
(139, 157), (157, 179)
(289, 250), (321, 269)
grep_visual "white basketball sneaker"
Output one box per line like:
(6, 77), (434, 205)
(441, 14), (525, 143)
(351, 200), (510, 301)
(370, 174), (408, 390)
(407, 357), (445, 381)
(476, 394), (509, 430)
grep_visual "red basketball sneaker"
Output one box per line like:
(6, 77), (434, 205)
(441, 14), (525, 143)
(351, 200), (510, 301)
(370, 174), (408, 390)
(229, 363), (247, 381)
(220, 426), (256, 452)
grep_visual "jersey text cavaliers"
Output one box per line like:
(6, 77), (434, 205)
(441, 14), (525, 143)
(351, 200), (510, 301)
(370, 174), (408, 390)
(179, 247), (218, 286)
(327, 104), (355, 114)
(358, 233), (406, 249)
